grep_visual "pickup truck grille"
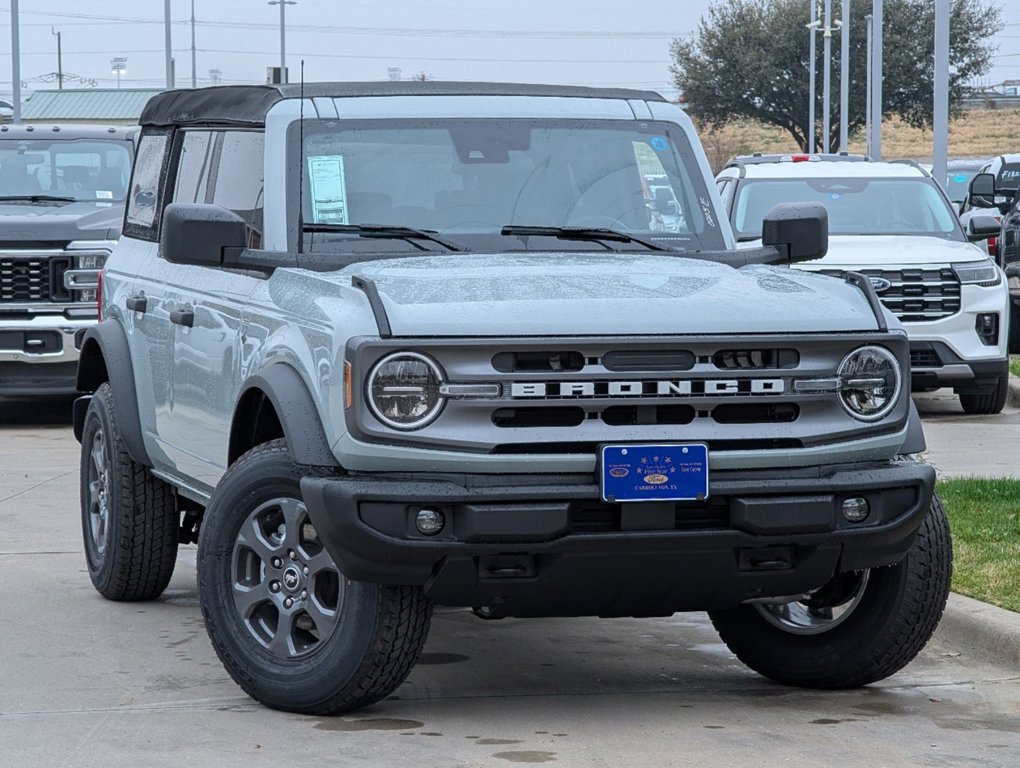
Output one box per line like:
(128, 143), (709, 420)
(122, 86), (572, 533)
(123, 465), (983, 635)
(816, 268), (961, 322)
(350, 335), (909, 454)
(0, 253), (73, 303)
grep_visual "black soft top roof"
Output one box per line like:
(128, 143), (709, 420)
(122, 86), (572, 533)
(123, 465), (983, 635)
(138, 81), (667, 128)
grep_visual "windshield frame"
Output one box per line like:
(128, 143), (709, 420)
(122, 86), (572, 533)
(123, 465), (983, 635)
(284, 116), (727, 255)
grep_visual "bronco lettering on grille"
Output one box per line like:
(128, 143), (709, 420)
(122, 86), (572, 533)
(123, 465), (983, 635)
(509, 379), (785, 398)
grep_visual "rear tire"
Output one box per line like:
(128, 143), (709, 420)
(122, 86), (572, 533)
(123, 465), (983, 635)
(198, 439), (432, 715)
(709, 493), (952, 689)
(958, 373), (1008, 415)
(80, 382), (179, 601)
(1009, 303), (1020, 355)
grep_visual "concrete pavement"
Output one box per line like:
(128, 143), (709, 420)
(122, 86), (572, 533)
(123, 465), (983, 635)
(1, 396), (1018, 766)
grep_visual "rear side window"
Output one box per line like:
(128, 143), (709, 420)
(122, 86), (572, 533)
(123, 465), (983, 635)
(124, 129), (171, 241)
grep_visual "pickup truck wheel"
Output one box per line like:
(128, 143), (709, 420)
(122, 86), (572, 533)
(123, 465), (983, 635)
(709, 493), (951, 689)
(79, 382), (179, 601)
(958, 373), (1008, 415)
(198, 439), (432, 715)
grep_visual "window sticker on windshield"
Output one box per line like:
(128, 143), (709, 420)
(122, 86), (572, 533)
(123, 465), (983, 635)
(96, 190), (113, 199)
(649, 136), (668, 152)
(307, 155), (348, 224)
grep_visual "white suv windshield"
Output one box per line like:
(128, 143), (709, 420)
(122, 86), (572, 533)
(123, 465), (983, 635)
(0, 138), (132, 202)
(297, 118), (725, 251)
(733, 177), (964, 241)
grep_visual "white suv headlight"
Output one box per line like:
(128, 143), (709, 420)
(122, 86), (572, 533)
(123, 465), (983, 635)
(952, 260), (1001, 286)
(837, 346), (901, 422)
(367, 352), (445, 430)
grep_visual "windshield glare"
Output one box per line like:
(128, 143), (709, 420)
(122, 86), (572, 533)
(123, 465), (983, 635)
(733, 177), (963, 240)
(0, 138), (132, 202)
(297, 119), (724, 251)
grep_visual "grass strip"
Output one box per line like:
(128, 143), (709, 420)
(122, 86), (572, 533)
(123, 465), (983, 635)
(936, 478), (1020, 613)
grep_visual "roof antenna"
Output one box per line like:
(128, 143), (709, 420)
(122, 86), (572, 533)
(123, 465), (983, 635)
(297, 59), (306, 254)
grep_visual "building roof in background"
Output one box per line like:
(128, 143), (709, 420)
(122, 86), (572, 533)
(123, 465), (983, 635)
(21, 89), (162, 121)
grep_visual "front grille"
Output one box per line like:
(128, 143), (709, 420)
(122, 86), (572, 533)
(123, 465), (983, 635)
(817, 268), (961, 322)
(0, 254), (73, 303)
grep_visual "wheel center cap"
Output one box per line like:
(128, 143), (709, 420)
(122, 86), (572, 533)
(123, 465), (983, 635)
(282, 565), (302, 593)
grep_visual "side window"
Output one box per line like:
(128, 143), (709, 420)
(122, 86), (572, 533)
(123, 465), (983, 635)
(210, 131), (265, 248)
(124, 130), (171, 241)
(172, 130), (265, 249)
(717, 178), (734, 212)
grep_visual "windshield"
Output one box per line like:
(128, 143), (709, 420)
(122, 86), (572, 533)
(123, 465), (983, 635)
(295, 118), (725, 252)
(0, 137), (132, 203)
(732, 177), (963, 240)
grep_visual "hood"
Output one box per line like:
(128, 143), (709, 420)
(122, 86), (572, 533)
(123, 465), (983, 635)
(0, 199), (124, 242)
(740, 234), (988, 267)
(318, 252), (883, 336)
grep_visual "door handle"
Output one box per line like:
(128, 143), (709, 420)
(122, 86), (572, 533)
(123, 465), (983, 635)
(125, 295), (148, 313)
(169, 307), (195, 328)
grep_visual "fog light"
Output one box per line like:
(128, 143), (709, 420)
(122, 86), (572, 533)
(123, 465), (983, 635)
(975, 313), (998, 346)
(414, 507), (445, 535)
(842, 497), (871, 523)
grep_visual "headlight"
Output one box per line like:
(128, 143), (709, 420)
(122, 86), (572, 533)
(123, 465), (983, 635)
(837, 346), (901, 422)
(366, 352), (445, 430)
(952, 260), (1001, 286)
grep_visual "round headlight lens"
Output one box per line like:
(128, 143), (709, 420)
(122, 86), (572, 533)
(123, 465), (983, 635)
(367, 352), (445, 430)
(837, 346), (901, 422)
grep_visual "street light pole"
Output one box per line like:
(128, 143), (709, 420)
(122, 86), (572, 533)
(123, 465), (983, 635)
(164, 0), (173, 89)
(807, 1), (819, 153)
(933, 0), (950, 191)
(871, 0), (883, 160)
(52, 28), (63, 90)
(839, 0), (850, 152)
(191, 0), (197, 89)
(11, 0), (21, 123)
(267, 0), (297, 84)
(865, 14), (873, 158)
(822, 0), (832, 152)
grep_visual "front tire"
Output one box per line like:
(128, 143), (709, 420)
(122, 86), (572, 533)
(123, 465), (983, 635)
(80, 382), (179, 601)
(958, 373), (1008, 415)
(197, 439), (432, 715)
(709, 493), (952, 689)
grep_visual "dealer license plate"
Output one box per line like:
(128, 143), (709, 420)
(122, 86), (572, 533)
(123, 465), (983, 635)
(600, 443), (709, 503)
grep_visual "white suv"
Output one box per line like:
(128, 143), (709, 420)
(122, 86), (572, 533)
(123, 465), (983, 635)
(717, 155), (1009, 414)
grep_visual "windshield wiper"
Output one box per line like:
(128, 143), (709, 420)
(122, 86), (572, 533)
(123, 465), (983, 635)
(500, 225), (673, 252)
(0, 194), (77, 203)
(303, 223), (466, 252)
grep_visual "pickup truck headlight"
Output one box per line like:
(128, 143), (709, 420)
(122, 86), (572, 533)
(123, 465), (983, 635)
(952, 260), (1001, 286)
(837, 346), (900, 422)
(367, 352), (445, 430)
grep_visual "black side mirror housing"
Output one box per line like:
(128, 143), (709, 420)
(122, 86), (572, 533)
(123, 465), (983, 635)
(967, 214), (1002, 242)
(761, 202), (828, 263)
(653, 187), (676, 215)
(968, 172), (996, 209)
(160, 203), (248, 268)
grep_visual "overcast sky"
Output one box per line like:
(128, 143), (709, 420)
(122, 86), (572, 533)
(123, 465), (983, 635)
(1, 0), (1018, 97)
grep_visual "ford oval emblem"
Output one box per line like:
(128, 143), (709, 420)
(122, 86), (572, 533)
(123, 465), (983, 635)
(869, 277), (892, 293)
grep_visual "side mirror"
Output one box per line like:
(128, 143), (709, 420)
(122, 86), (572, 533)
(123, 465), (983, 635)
(968, 173), (996, 209)
(160, 202), (247, 267)
(761, 202), (828, 262)
(967, 215), (1001, 242)
(653, 187), (676, 215)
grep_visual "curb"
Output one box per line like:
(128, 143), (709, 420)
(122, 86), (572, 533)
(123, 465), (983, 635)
(1008, 375), (1020, 408)
(934, 593), (1020, 669)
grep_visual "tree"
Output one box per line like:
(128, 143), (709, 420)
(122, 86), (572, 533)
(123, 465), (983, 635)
(671, 0), (1002, 152)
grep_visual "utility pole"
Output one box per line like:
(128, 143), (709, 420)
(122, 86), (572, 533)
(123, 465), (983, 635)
(822, 0), (832, 152)
(164, 0), (174, 89)
(51, 28), (63, 90)
(807, 1), (819, 153)
(10, 0), (21, 123)
(267, 0), (297, 84)
(839, 0), (850, 152)
(933, 0), (950, 190)
(871, 0), (883, 160)
(191, 0), (197, 88)
(865, 14), (873, 157)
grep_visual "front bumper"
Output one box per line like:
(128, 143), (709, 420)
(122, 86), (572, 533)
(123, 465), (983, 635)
(301, 459), (936, 618)
(0, 315), (94, 395)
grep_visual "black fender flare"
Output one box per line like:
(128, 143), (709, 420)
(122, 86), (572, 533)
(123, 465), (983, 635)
(900, 399), (927, 455)
(233, 363), (339, 467)
(74, 320), (151, 467)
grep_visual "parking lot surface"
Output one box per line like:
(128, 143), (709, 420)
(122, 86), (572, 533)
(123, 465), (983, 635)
(2, 394), (1018, 767)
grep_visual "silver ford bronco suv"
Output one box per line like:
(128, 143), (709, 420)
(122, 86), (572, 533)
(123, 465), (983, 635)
(74, 82), (950, 715)
(0, 124), (134, 394)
